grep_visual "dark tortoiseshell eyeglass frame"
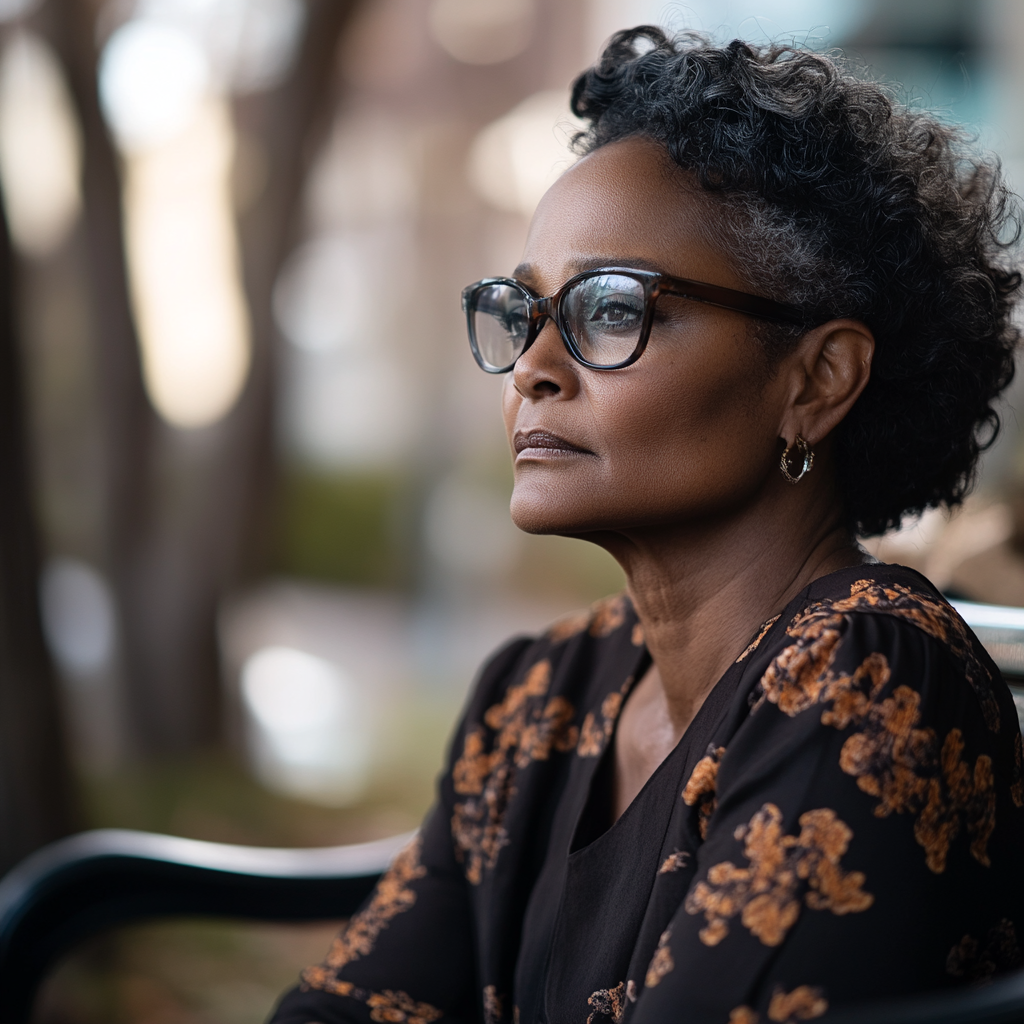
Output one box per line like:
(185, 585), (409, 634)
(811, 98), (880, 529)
(461, 266), (812, 373)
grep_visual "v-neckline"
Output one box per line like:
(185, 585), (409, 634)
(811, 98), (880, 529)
(568, 648), (736, 859)
(568, 606), (791, 857)
(568, 646), (647, 853)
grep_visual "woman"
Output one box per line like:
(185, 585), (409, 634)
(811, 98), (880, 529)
(273, 29), (1024, 1024)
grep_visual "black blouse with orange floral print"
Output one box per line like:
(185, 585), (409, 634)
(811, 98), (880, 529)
(271, 564), (1024, 1024)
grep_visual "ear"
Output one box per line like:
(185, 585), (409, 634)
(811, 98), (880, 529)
(778, 318), (875, 447)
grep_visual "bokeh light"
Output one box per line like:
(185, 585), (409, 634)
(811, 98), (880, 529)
(0, 0), (39, 20)
(134, 0), (307, 93)
(0, 31), (81, 259)
(468, 90), (585, 218)
(274, 235), (380, 354)
(40, 558), (116, 680)
(122, 99), (251, 428)
(240, 645), (370, 806)
(429, 0), (536, 65)
(99, 20), (209, 153)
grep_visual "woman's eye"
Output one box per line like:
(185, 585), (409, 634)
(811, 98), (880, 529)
(494, 308), (528, 338)
(588, 296), (643, 329)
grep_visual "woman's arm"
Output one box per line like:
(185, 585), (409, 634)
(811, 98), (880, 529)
(270, 805), (476, 1024)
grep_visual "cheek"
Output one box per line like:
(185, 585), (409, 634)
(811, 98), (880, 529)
(605, 341), (763, 446)
(506, 328), (782, 534)
(586, 347), (778, 508)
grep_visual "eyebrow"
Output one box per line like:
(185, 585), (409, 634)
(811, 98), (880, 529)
(512, 255), (671, 286)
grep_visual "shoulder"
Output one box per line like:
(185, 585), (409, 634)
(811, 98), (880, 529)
(461, 592), (644, 725)
(706, 567), (1024, 883)
(445, 595), (645, 885)
(792, 562), (965, 640)
(544, 591), (643, 646)
(751, 564), (1007, 732)
(731, 568), (1024, 839)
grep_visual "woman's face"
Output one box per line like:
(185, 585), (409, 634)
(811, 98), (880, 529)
(503, 135), (797, 537)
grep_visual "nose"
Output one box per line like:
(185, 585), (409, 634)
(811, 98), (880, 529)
(511, 316), (580, 399)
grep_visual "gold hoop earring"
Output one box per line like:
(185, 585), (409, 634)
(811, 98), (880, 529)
(780, 435), (814, 484)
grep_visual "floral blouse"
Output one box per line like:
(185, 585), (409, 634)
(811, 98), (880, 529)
(270, 564), (1024, 1024)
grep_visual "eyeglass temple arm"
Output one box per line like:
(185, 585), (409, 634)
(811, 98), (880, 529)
(660, 279), (809, 327)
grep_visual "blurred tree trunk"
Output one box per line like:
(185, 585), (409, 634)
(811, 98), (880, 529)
(40, 0), (357, 756)
(0, 177), (76, 873)
(228, 0), (360, 574)
(128, 0), (362, 752)
(40, 0), (163, 756)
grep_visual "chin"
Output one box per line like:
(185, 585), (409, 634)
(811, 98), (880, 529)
(509, 499), (569, 535)
(509, 487), (622, 536)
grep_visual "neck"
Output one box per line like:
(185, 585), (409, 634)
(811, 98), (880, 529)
(592, 470), (866, 734)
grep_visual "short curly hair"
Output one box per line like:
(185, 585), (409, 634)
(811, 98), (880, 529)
(570, 28), (1022, 536)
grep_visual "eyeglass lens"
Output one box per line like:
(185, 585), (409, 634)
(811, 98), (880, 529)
(471, 283), (531, 370)
(562, 273), (646, 366)
(470, 273), (647, 371)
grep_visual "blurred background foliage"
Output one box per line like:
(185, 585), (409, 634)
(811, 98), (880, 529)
(273, 470), (411, 588)
(0, 0), (1020, 1019)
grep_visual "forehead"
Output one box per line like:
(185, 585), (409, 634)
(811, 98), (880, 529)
(520, 136), (745, 290)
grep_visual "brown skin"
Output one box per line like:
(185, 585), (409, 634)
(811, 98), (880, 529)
(501, 137), (876, 821)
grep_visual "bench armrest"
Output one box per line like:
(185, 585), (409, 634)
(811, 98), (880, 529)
(822, 973), (1024, 1024)
(0, 828), (411, 1023)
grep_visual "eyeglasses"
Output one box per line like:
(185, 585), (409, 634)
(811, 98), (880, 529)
(462, 267), (809, 373)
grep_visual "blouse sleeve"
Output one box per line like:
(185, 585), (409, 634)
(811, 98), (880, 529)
(631, 611), (1024, 1023)
(269, 636), (535, 1024)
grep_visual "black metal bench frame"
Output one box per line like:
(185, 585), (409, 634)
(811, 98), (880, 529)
(0, 828), (409, 1023)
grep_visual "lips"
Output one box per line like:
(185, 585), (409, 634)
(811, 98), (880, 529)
(513, 429), (593, 455)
